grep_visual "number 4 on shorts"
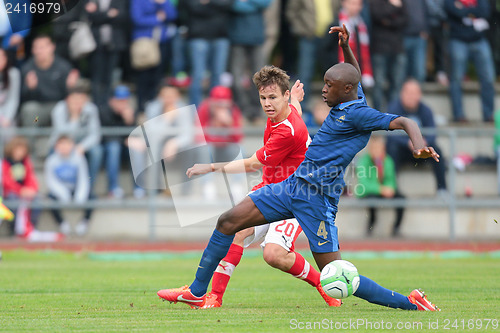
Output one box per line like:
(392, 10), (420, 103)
(317, 221), (328, 239)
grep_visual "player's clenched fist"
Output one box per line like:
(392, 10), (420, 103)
(290, 80), (304, 103)
(329, 24), (350, 47)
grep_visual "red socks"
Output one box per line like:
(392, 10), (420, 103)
(211, 246), (320, 302)
(211, 243), (244, 301)
(285, 251), (320, 287)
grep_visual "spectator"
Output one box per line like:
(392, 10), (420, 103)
(230, 0), (272, 122)
(128, 84), (194, 197)
(386, 79), (447, 194)
(360, 0), (372, 30)
(198, 86), (243, 151)
(49, 85), (102, 196)
(130, 0), (177, 112)
(51, 0), (86, 62)
(0, 0), (32, 64)
(277, 0), (298, 73)
(495, 108), (500, 195)
(184, 0), (233, 107)
(262, 0), (281, 63)
(426, 0), (449, 85)
(0, 48), (21, 139)
(1, 136), (40, 236)
(311, 99), (330, 127)
(287, 0), (340, 112)
(45, 135), (92, 236)
(369, 0), (408, 111)
(99, 85), (136, 199)
(197, 86), (244, 199)
(356, 135), (405, 237)
(403, 0), (429, 83)
(489, 0), (500, 77)
(302, 98), (331, 134)
(85, 0), (130, 107)
(445, 0), (495, 122)
(167, 0), (191, 88)
(336, 0), (374, 88)
(20, 34), (79, 127)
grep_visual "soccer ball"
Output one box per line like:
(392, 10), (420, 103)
(320, 260), (360, 299)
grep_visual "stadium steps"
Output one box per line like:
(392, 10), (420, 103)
(3, 81), (499, 241)
(3, 164), (497, 241)
(311, 80), (500, 124)
(16, 125), (499, 242)
(15, 200), (496, 241)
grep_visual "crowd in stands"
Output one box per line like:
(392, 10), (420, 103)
(0, 0), (499, 239)
(355, 135), (405, 237)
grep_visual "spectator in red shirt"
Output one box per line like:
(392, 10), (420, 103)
(1, 136), (40, 235)
(198, 86), (243, 149)
(337, 0), (374, 88)
(197, 86), (244, 200)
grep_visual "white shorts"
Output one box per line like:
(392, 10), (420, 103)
(244, 190), (302, 251)
(243, 219), (302, 252)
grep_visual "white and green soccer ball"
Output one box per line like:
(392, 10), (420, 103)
(320, 260), (360, 299)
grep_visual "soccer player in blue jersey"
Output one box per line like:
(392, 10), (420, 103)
(158, 25), (440, 311)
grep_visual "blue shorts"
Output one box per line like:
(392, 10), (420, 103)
(249, 174), (339, 253)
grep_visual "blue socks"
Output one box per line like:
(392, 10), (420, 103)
(353, 275), (417, 310)
(190, 233), (419, 310)
(190, 229), (235, 297)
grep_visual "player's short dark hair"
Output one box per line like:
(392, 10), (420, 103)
(252, 66), (290, 95)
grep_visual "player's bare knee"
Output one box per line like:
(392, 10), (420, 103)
(216, 211), (239, 235)
(263, 246), (286, 269)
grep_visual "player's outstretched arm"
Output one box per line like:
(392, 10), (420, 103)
(290, 79), (304, 116)
(389, 117), (440, 162)
(186, 153), (264, 178)
(329, 25), (361, 76)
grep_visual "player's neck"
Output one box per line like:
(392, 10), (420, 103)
(340, 93), (358, 104)
(271, 105), (291, 123)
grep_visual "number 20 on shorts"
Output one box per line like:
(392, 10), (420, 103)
(274, 220), (295, 237)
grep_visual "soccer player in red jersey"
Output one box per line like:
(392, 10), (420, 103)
(183, 66), (340, 308)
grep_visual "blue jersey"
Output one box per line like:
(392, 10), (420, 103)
(295, 84), (399, 198)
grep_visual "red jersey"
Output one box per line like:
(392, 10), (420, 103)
(197, 100), (243, 145)
(2, 156), (38, 197)
(253, 104), (310, 191)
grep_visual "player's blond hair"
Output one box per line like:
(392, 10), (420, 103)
(252, 65), (290, 95)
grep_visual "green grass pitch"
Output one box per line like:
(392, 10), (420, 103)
(0, 250), (499, 332)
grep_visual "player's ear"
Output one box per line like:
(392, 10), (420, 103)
(284, 89), (290, 99)
(344, 84), (354, 95)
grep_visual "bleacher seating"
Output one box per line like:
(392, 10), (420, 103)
(1, 82), (499, 241)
